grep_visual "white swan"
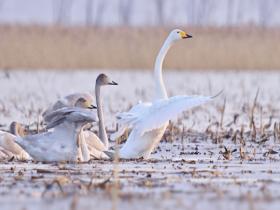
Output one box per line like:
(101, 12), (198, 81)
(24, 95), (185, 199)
(110, 29), (216, 159)
(11, 107), (97, 162)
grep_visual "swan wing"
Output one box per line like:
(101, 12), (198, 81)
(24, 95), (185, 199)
(44, 107), (97, 129)
(83, 130), (106, 151)
(135, 95), (213, 135)
(110, 102), (151, 140)
(116, 102), (151, 123)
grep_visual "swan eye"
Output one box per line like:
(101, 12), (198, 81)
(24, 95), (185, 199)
(177, 31), (179, 34)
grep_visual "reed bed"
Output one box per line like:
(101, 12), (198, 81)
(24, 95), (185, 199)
(0, 25), (279, 70)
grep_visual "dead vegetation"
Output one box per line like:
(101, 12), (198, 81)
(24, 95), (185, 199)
(0, 25), (280, 70)
(1, 70), (280, 209)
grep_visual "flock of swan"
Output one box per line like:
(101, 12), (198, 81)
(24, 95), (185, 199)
(0, 29), (219, 162)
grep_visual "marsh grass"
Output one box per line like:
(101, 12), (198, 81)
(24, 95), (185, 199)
(0, 25), (279, 70)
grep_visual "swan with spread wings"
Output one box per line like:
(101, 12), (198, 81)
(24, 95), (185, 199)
(110, 29), (218, 159)
(0, 107), (98, 162)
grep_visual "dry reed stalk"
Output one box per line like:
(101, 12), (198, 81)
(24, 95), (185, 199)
(181, 125), (185, 149)
(251, 121), (256, 142)
(239, 146), (247, 160)
(262, 116), (272, 134)
(273, 122), (279, 143)
(249, 89), (259, 129)
(240, 125), (245, 146)
(232, 130), (238, 144)
(1, 25), (280, 70)
(259, 106), (263, 135)
(212, 122), (220, 144)
(219, 98), (226, 129)
(36, 112), (41, 134)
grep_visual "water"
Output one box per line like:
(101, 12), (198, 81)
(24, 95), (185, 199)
(0, 69), (280, 210)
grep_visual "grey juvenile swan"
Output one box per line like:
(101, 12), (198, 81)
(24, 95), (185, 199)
(43, 73), (118, 160)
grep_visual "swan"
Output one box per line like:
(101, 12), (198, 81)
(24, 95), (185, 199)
(6, 97), (97, 161)
(9, 107), (98, 162)
(109, 29), (218, 159)
(8, 74), (116, 161)
(10, 121), (29, 137)
(0, 131), (31, 160)
(84, 74), (118, 159)
(43, 73), (118, 160)
(43, 93), (95, 116)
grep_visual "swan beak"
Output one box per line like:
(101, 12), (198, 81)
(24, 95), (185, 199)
(88, 105), (97, 109)
(180, 31), (192, 39)
(109, 81), (118, 85)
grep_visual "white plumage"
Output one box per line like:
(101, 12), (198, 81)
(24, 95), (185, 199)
(126, 95), (212, 136)
(111, 29), (217, 159)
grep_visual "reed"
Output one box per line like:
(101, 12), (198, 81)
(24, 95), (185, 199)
(0, 25), (279, 70)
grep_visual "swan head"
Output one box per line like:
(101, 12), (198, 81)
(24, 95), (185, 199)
(10, 121), (29, 137)
(96, 73), (118, 86)
(75, 97), (97, 109)
(169, 29), (192, 42)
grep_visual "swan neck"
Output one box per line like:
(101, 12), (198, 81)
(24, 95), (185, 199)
(95, 84), (109, 149)
(154, 38), (172, 100)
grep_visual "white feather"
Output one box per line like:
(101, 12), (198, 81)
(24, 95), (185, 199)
(135, 95), (212, 135)
(111, 102), (151, 140)
(111, 29), (218, 159)
(115, 95), (211, 137)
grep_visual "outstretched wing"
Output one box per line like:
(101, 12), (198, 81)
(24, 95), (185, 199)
(44, 107), (97, 129)
(110, 102), (151, 140)
(116, 102), (151, 126)
(134, 95), (213, 135)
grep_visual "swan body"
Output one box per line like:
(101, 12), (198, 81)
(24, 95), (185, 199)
(112, 29), (215, 159)
(14, 107), (97, 162)
(9, 74), (116, 161)
(110, 102), (151, 141)
(43, 92), (94, 116)
(43, 74), (117, 160)
(117, 95), (213, 158)
(83, 131), (111, 159)
(0, 131), (31, 160)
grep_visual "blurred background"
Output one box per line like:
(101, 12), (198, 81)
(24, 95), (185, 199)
(0, 0), (279, 70)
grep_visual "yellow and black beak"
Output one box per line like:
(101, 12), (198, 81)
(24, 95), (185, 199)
(180, 31), (192, 39)
(88, 104), (97, 109)
(108, 81), (118, 85)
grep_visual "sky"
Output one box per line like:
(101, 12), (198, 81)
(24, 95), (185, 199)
(0, 0), (279, 27)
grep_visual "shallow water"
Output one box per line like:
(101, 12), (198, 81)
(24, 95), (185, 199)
(0, 70), (280, 210)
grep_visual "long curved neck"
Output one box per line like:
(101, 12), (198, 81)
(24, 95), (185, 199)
(154, 37), (173, 100)
(95, 84), (109, 149)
